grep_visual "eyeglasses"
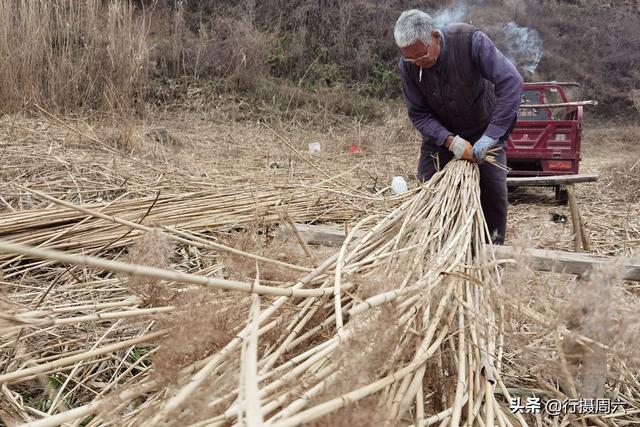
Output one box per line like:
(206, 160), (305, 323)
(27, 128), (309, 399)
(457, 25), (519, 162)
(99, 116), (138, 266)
(402, 45), (430, 64)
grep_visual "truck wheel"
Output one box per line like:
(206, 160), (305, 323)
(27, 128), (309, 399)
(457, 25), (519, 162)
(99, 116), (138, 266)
(555, 185), (568, 205)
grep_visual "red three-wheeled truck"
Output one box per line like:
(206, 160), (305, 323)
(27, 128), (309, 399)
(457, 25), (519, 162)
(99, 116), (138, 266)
(507, 82), (594, 203)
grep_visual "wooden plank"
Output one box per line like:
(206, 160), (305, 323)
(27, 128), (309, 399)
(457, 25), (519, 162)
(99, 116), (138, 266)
(294, 223), (362, 247)
(294, 224), (640, 282)
(566, 184), (583, 251)
(578, 210), (591, 251)
(492, 246), (640, 282)
(507, 174), (599, 187)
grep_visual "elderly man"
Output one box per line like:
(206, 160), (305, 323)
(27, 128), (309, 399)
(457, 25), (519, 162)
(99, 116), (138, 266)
(395, 9), (523, 244)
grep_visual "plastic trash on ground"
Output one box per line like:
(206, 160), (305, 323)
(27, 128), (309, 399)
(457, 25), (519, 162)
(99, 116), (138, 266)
(308, 142), (321, 154)
(391, 176), (408, 195)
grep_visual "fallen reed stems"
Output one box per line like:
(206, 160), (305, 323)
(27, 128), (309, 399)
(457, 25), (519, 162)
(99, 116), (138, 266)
(2, 159), (638, 426)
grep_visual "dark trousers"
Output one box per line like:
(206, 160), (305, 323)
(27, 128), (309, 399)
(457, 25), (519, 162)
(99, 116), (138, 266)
(417, 133), (511, 245)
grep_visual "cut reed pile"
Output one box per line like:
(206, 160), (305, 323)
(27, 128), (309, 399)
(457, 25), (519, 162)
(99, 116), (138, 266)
(0, 184), (378, 262)
(0, 113), (399, 212)
(1, 161), (638, 426)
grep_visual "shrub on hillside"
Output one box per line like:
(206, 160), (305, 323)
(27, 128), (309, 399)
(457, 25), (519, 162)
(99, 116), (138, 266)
(145, 0), (445, 98)
(146, 0), (640, 116)
(3, 0), (638, 117)
(523, 0), (640, 116)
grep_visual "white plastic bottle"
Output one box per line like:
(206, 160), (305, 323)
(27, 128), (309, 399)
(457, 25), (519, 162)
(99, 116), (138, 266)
(391, 176), (408, 195)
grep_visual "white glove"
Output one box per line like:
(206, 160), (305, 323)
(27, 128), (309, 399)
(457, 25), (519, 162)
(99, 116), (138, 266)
(472, 135), (498, 164)
(448, 135), (473, 161)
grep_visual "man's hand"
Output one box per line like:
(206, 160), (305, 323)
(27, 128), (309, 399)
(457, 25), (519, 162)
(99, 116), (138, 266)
(446, 135), (474, 161)
(472, 135), (498, 164)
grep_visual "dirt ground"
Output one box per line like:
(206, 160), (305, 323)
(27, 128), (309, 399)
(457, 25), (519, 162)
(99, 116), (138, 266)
(507, 125), (640, 257)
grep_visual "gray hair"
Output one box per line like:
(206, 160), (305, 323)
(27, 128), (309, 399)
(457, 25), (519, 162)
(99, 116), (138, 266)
(394, 10), (436, 48)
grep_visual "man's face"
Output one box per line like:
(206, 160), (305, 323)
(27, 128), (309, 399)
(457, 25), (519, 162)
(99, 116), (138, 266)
(400, 32), (440, 69)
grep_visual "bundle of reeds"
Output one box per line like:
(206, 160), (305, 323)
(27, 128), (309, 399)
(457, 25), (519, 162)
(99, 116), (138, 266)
(158, 159), (513, 426)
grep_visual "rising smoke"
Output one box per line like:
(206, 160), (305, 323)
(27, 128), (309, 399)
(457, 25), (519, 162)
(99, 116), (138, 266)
(430, 1), (544, 75)
(433, 3), (468, 28)
(502, 22), (543, 75)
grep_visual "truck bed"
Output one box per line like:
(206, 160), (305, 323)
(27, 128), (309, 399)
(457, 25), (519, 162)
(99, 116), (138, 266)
(507, 84), (583, 176)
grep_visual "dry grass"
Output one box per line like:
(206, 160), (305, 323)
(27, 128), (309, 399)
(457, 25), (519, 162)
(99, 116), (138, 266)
(2, 0), (639, 121)
(0, 0), (148, 114)
(602, 158), (640, 204)
(307, 306), (405, 427)
(221, 227), (311, 284)
(499, 249), (640, 409)
(153, 289), (250, 384)
(125, 230), (175, 305)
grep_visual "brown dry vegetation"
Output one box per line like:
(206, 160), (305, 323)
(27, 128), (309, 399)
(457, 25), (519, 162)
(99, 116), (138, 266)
(306, 307), (406, 426)
(142, 0), (640, 115)
(1, 0), (639, 118)
(0, 0), (148, 114)
(1, 0), (640, 426)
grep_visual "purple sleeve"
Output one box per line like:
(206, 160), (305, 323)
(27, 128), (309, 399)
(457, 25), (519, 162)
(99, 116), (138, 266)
(471, 31), (524, 140)
(398, 60), (452, 146)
